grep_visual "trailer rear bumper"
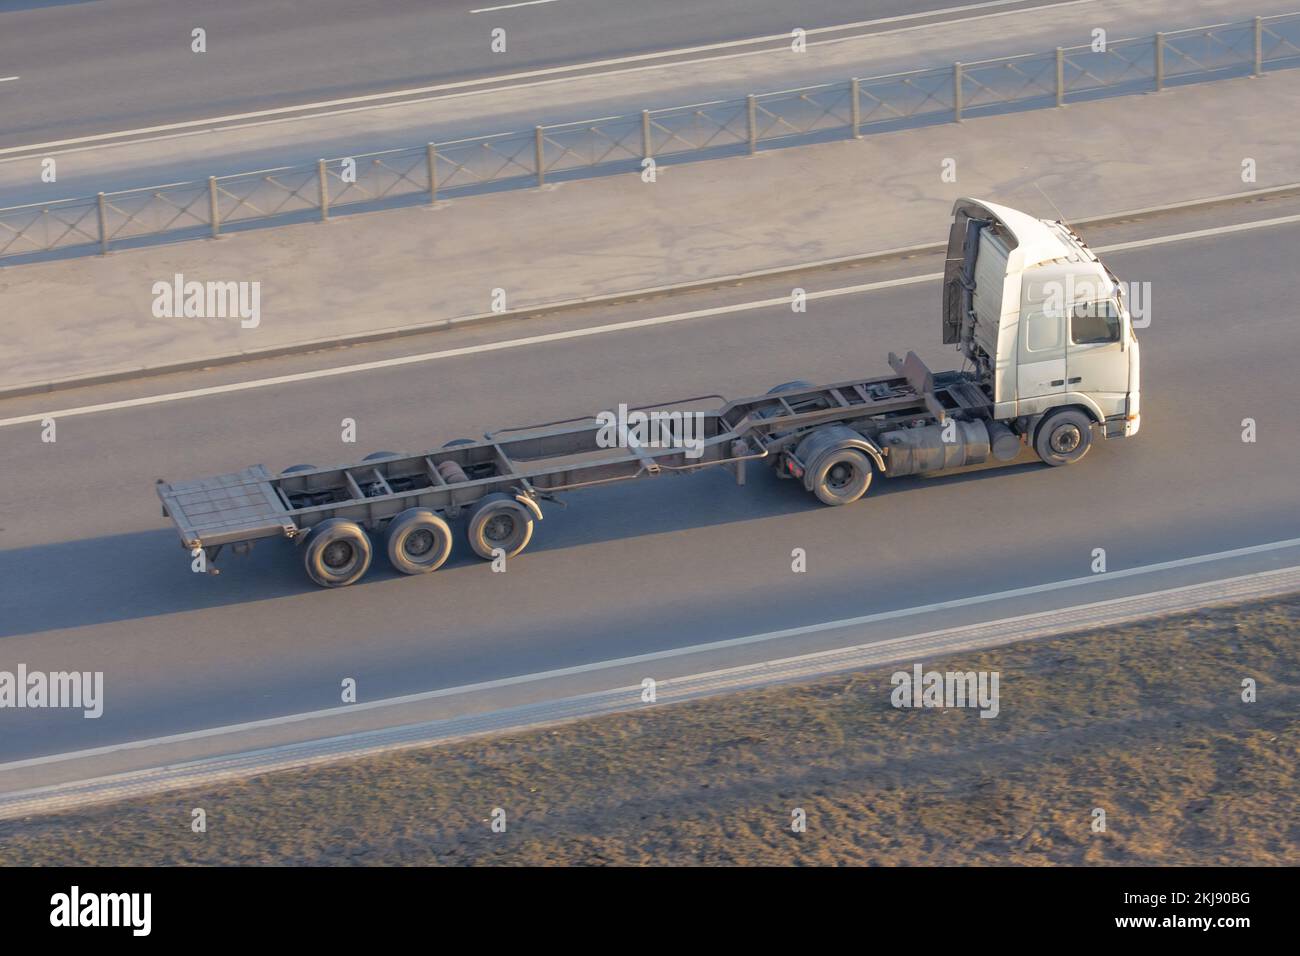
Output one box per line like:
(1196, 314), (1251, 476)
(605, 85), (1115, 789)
(156, 465), (296, 551)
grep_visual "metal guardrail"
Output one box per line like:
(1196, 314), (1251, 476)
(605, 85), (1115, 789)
(2, 13), (1298, 263)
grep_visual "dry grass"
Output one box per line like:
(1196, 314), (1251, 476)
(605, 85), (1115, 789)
(2, 597), (1297, 866)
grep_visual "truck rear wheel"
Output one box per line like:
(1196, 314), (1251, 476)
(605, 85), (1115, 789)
(303, 518), (372, 588)
(809, 448), (873, 506)
(1034, 409), (1093, 466)
(386, 508), (454, 574)
(756, 380), (815, 445)
(467, 493), (534, 560)
(767, 380), (813, 395)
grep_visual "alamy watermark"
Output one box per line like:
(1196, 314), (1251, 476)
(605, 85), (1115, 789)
(1039, 274), (1151, 329)
(595, 403), (705, 459)
(0, 665), (103, 718)
(152, 273), (261, 328)
(891, 663), (999, 719)
(50, 886), (150, 936)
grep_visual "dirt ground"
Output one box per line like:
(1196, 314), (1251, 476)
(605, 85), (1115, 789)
(2, 596), (1297, 866)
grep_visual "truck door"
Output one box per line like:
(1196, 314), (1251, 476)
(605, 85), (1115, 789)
(1017, 303), (1066, 414)
(1065, 297), (1127, 418)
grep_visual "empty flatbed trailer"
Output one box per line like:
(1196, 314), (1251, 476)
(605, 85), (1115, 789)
(157, 199), (1141, 587)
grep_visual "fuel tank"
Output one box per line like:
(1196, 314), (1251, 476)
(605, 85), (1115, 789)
(880, 420), (992, 477)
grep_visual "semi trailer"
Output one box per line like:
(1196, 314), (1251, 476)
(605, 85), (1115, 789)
(157, 198), (1141, 588)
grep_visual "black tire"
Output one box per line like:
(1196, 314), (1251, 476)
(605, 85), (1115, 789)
(755, 381), (815, 433)
(281, 463), (317, 475)
(1034, 409), (1093, 466)
(303, 518), (372, 588)
(363, 451), (399, 462)
(386, 508), (454, 574)
(767, 380), (814, 395)
(809, 448), (873, 506)
(442, 438), (476, 448)
(466, 493), (534, 560)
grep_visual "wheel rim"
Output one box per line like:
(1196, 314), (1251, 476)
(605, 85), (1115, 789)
(404, 528), (435, 557)
(484, 512), (516, 542)
(322, 540), (355, 570)
(1050, 424), (1082, 454)
(827, 461), (857, 490)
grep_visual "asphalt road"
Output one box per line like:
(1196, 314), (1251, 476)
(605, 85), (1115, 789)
(1, 203), (1298, 771)
(0, 0), (1032, 148)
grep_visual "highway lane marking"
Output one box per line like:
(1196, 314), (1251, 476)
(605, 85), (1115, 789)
(1091, 216), (1300, 252)
(3, 210), (1300, 430)
(0, 0), (1093, 158)
(472, 0), (558, 11)
(4, 538), (1298, 773)
(0, 275), (938, 427)
(0, 76), (18, 83)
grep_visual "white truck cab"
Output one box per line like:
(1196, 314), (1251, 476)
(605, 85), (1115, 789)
(943, 198), (1141, 459)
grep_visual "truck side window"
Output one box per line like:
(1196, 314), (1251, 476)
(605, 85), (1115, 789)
(1025, 311), (1062, 352)
(1071, 299), (1121, 345)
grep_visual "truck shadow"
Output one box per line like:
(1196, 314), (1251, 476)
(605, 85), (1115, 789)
(0, 458), (1046, 638)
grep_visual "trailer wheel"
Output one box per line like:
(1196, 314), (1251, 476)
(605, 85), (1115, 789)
(386, 508), (453, 574)
(443, 438), (475, 448)
(281, 463), (317, 475)
(1034, 409), (1093, 466)
(809, 448), (873, 506)
(466, 493), (534, 560)
(363, 451), (399, 461)
(303, 518), (372, 588)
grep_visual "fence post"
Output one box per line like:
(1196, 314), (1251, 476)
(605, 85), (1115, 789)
(535, 127), (545, 186)
(427, 144), (438, 203)
(209, 177), (220, 238)
(641, 110), (653, 160)
(746, 94), (758, 153)
(96, 192), (108, 255)
(1254, 17), (1264, 77)
(953, 62), (963, 122)
(317, 159), (329, 220)
(1056, 48), (1065, 107)
(1154, 33), (1164, 91)
(850, 78), (861, 138)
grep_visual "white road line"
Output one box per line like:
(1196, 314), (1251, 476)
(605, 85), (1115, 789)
(4, 537), (1297, 773)
(0, 275), (936, 428)
(1092, 215), (1300, 252)
(0, 76), (19, 83)
(0, 0), (1091, 158)
(471, 0), (558, 11)
(3, 210), (1299, 430)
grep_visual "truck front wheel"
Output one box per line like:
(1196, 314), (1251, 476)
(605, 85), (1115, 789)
(303, 518), (372, 588)
(810, 448), (873, 506)
(466, 493), (534, 560)
(1034, 409), (1093, 466)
